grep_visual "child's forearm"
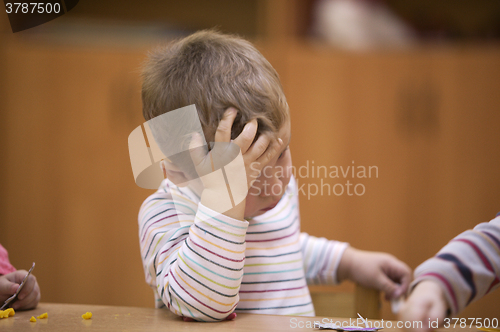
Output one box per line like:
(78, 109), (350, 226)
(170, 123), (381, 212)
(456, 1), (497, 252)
(411, 216), (500, 316)
(145, 203), (248, 321)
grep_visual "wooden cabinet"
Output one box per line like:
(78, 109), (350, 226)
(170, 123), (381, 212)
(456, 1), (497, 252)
(278, 42), (500, 319)
(0, 38), (155, 307)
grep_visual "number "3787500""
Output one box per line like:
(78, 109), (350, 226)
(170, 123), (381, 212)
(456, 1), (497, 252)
(443, 318), (498, 329)
(5, 2), (61, 14)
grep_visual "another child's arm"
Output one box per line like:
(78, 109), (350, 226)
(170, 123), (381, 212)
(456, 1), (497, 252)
(399, 280), (447, 332)
(0, 271), (41, 310)
(398, 215), (500, 330)
(337, 247), (412, 300)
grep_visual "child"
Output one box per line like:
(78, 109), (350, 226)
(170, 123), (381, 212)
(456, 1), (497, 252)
(0, 244), (40, 310)
(138, 30), (411, 321)
(399, 213), (500, 331)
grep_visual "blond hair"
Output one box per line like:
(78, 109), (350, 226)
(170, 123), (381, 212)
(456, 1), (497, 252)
(141, 30), (289, 143)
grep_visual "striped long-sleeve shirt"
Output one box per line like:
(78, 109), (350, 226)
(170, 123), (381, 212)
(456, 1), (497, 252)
(411, 214), (500, 316)
(138, 175), (348, 321)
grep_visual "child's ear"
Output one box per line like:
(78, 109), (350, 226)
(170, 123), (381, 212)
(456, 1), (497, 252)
(160, 159), (190, 187)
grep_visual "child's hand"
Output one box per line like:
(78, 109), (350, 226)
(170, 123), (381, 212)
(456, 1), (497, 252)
(398, 280), (448, 332)
(189, 107), (282, 219)
(338, 247), (411, 300)
(0, 270), (41, 310)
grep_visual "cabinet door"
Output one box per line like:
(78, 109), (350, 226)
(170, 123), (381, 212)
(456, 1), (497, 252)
(285, 46), (424, 257)
(430, 49), (500, 320)
(282, 44), (500, 319)
(0, 40), (154, 307)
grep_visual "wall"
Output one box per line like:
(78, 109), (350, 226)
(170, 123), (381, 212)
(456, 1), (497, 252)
(1, 12), (499, 319)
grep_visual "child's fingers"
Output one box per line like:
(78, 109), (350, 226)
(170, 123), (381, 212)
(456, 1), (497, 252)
(244, 134), (272, 163)
(13, 282), (40, 310)
(397, 268), (412, 297)
(255, 138), (283, 166)
(5, 270), (27, 284)
(378, 274), (400, 300)
(2, 270), (28, 298)
(16, 275), (36, 302)
(388, 262), (412, 299)
(214, 108), (237, 143)
(14, 293), (40, 310)
(378, 255), (412, 300)
(0, 277), (18, 296)
(233, 119), (258, 154)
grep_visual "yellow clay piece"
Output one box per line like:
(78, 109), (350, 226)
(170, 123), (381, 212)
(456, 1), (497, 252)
(30, 316), (37, 322)
(82, 312), (92, 320)
(37, 312), (48, 319)
(0, 308), (14, 319)
(6, 308), (15, 317)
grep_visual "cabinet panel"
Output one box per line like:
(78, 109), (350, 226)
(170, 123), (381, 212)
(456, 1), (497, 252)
(283, 44), (500, 319)
(0, 40), (154, 307)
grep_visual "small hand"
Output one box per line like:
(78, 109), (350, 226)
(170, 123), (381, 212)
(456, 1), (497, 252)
(398, 280), (448, 332)
(0, 271), (40, 310)
(189, 108), (282, 219)
(0, 274), (18, 304)
(189, 108), (282, 189)
(339, 247), (412, 300)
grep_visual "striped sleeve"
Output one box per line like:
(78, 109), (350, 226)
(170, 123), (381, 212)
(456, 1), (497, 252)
(411, 215), (500, 316)
(291, 175), (348, 285)
(299, 233), (348, 285)
(139, 181), (249, 321)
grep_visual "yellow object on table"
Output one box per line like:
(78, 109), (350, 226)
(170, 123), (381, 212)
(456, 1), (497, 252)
(0, 308), (15, 319)
(82, 312), (92, 320)
(29, 316), (36, 322)
(37, 312), (48, 319)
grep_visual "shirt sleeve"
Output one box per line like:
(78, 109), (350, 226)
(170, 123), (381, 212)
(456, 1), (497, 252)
(411, 215), (500, 316)
(290, 176), (348, 285)
(0, 244), (16, 275)
(299, 233), (348, 285)
(139, 182), (249, 321)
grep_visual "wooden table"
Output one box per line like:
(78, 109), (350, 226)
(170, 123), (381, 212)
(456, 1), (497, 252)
(0, 302), (478, 332)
